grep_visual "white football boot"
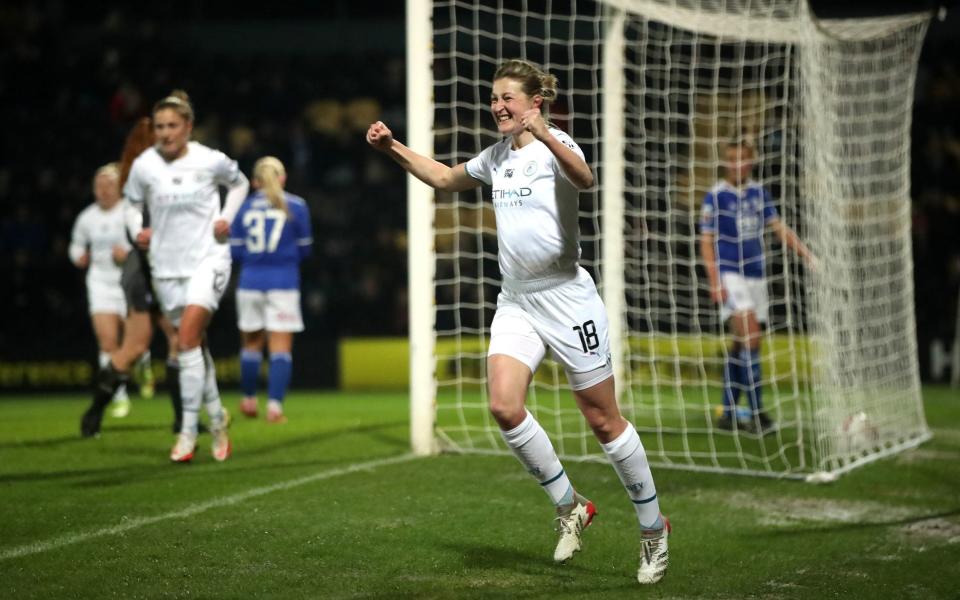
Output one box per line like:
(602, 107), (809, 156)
(637, 515), (670, 584)
(110, 398), (131, 419)
(211, 423), (232, 462)
(553, 492), (597, 563)
(110, 390), (131, 418)
(170, 432), (197, 463)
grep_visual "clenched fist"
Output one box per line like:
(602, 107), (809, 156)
(366, 121), (394, 152)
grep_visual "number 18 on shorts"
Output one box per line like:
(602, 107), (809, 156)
(488, 267), (613, 391)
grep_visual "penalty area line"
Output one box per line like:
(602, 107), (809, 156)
(0, 452), (419, 561)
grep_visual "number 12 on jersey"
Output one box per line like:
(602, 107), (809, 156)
(243, 208), (286, 253)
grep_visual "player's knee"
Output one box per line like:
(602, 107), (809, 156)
(178, 330), (203, 350)
(585, 411), (621, 440)
(488, 390), (524, 428)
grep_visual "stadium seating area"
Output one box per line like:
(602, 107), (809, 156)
(0, 3), (410, 361)
(0, 2), (957, 379)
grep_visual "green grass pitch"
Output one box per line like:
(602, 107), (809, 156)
(1, 387), (958, 599)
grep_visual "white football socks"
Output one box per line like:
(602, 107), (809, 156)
(602, 424), (662, 529)
(201, 346), (226, 430)
(178, 347), (204, 435)
(501, 411), (575, 506)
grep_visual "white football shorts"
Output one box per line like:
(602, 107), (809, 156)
(86, 279), (127, 316)
(236, 289), (304, 333)
(153, 253), (232, 327)
(720, 272), (769, 323)
(488, 267), (613, 391)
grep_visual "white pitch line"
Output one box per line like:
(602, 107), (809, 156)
(0, 453), (418, 561)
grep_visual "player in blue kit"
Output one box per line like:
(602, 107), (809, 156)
(367, 59), (669, 585)
(700, 139), (816, 434)
(229, 157), (313, 424)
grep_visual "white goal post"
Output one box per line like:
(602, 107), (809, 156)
(405, 0), (934, 480)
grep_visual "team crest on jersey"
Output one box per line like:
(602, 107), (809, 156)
(523, 161), (537, 176)
(504, 168), (514, 178)
(213, 269), (228, 293)
(172, 176), (182, 185)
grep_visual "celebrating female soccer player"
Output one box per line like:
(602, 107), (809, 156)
(70, 164), (134, 420)
(125, 90), (249, 462)
(229, 156), (313, 424)
(366, 59), (669, 585)
(700, 139), (816, 434)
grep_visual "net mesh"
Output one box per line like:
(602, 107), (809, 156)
(425, 0), (932, 478)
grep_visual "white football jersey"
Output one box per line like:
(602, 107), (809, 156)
(69, 202), (130, 287)
(124, 141), (241, 278)
(465, 128), (584, 282)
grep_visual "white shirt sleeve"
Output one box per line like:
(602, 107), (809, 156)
(68, 210), (88, 265)
(211, 150), (242, 187)
(465, 145), (495, 185)
(549, 130), (586, 184)
(123, 159), (146, 207)
(122, 200), (144, 239)
(219, 171), (250, 224)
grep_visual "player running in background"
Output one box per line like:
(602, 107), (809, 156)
(229, 156), (313, 424)
(79, 118), (183, 438)
(700, 139), (816, 434)
(125, 90), (249, 462)
(366, 59), (670, 585)
(70, 163), (135, 419)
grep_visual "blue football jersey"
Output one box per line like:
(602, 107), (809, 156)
(229, 191), (313, 290)
(700, 180), (778, 278)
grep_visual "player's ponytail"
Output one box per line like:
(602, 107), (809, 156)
(119, 117), (155, 188)
(253, 156), (288, 216)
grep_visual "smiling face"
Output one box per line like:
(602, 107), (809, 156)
(153, 107), (193, 161)
(490, 77), (539, 136)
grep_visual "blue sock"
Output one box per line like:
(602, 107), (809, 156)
(722, 351), (743, 418)
(268, 352), (293, 403)
(240, 350), (262, 397)
(743, 348), (763, 412)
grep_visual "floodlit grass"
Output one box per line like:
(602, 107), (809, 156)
(1, 387), (958, 598)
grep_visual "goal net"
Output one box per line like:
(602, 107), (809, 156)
(406, 0), (933, 480)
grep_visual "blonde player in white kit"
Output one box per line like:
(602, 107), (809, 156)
(69, 163), (133, 420)
(125, 90), (249, 463)
(366, 59), (670, 585)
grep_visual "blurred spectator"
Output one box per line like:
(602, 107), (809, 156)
(0, 2), (409, 363)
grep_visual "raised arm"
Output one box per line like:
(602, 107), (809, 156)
(366, 121), (480, 193)
(521, 109), (593, 189)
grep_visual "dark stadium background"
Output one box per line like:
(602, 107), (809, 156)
(0, 1), (957, 390)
